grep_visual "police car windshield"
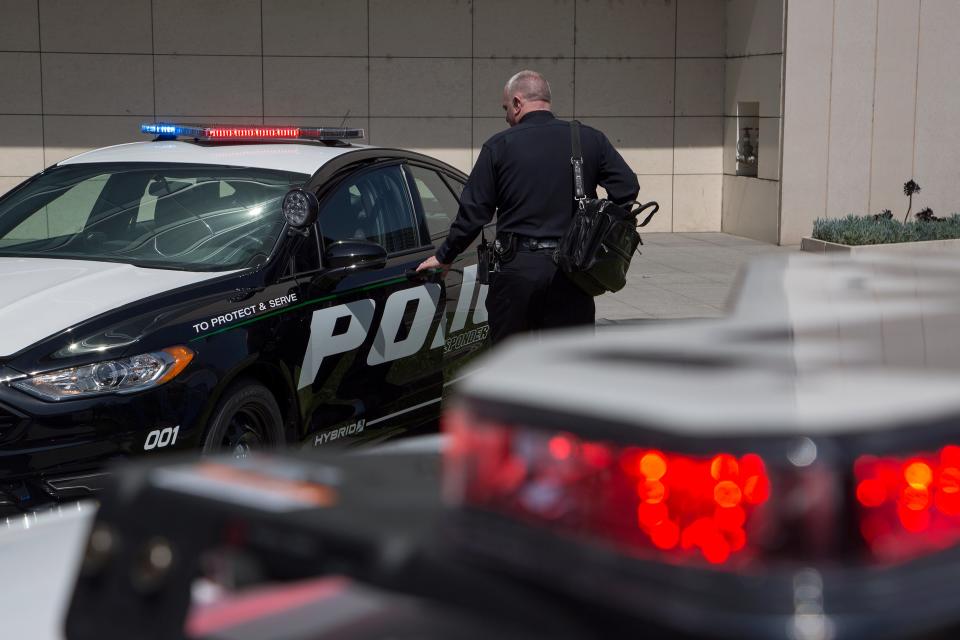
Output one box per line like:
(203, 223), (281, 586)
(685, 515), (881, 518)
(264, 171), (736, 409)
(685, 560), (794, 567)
(0, 163), (309, 271)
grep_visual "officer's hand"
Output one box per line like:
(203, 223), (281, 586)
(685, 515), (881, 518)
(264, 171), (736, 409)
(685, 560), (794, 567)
(416, 255), (451, 275)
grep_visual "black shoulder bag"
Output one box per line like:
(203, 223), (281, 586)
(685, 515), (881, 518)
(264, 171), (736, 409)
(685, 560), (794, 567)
(554, 121), (659, 296)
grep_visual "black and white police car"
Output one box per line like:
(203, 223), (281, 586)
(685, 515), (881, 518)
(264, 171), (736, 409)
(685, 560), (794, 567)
(0, 123), (489, 512)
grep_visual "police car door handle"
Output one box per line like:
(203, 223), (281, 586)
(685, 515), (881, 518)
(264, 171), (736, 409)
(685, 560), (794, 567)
(405, 268), (431, 282)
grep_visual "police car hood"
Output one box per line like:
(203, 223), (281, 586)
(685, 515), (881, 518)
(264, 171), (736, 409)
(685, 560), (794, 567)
(0, 257), (231, 357)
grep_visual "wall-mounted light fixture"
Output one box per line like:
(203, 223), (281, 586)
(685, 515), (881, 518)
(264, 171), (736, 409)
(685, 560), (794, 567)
(736, 102), (759, 178)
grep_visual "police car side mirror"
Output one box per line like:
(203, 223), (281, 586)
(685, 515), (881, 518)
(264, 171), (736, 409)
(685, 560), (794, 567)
(325, 240), (387, 271)
(281, 188), (319, 228)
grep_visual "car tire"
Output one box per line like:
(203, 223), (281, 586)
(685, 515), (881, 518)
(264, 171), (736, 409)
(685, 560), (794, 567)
(201, 380), (285, 457)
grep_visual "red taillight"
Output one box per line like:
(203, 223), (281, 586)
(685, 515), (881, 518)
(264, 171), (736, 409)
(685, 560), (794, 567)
(444, 409), (771, 566)
(856, 445), (960, 561)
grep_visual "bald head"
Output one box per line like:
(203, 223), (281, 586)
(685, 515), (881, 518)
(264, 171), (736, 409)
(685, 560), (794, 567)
(502, 70), (553, 126)
(504, 70), (552, 103)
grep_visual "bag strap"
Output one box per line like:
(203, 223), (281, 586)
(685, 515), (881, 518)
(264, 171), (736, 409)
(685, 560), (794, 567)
(622, 200), (660, 228)
(570, 120), (586, 204)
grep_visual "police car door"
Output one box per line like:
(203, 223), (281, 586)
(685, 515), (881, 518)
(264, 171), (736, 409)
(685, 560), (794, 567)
(298, 163), (445, 448)
(404, 164), (491, 386)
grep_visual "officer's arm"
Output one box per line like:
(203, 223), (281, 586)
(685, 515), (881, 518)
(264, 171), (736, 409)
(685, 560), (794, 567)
(435, 143), (497, 265)
(597, 134), (640, 206)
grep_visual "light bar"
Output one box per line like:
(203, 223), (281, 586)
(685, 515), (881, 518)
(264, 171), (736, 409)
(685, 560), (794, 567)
(140, 122), (364, 142)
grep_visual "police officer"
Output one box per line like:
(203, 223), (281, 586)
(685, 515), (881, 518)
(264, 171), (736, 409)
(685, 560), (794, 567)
(416, 70), (640, 344)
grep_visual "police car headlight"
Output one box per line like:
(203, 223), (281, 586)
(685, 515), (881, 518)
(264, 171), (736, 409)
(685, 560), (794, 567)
(10, 346), (194, 402)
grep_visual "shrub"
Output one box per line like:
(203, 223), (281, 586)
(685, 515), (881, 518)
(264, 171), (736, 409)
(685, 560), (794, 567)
(812, 214), (960, 246)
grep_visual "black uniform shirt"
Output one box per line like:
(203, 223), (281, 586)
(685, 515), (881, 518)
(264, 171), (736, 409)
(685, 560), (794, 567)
(436, 110), (640, 264)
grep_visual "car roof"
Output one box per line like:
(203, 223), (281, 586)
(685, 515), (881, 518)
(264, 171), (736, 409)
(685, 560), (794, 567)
(57, 140), (370, 176)
(460, 253), (960, 439)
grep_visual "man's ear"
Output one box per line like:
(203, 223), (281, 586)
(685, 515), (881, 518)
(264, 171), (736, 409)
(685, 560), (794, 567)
(513, 96), (522, 111)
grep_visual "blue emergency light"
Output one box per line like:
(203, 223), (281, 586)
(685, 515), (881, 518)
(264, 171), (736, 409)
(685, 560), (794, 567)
(140, 123), (365, 142)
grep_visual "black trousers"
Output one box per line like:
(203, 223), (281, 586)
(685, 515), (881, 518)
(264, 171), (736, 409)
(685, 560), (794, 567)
(486, 248), (595, 344)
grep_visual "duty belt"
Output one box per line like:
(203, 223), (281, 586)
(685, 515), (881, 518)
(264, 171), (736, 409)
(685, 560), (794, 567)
(515, 237), (560, 251)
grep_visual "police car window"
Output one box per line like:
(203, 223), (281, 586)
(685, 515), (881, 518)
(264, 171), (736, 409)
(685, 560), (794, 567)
(441, 173), (465, 198)
(406, 166), (460, 240)
(0, 163), (307, 271)
(3, 174), (109, 242)
(319, 165), (420, 253)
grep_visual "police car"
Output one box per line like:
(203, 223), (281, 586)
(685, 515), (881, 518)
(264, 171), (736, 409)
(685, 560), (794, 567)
(0, 123), (489, 512)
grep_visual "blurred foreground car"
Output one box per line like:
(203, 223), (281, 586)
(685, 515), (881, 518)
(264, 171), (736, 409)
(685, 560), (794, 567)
(57, 252), (960, 639)
(0, 123), (489, 514)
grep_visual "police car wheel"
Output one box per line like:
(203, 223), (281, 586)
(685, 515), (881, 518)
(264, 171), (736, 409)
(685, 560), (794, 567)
(201, 381), (284, 457)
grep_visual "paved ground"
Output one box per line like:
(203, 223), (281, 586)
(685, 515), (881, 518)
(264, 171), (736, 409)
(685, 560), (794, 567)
(596, 233), (797, 322)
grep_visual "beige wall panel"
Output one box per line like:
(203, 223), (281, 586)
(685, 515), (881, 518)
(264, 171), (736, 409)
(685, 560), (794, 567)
(677, 0), (725, 58)
(263, 57), (368, 117)
(868, 0), (919, 215)
(636, 174), (673, 233)
(724, 54), (781, 118)
(725, 0), (784, 57)
(780, 0), (832, 244)
(825, 0), (877, 218)
(369, 117), (471, 174)
(474, 0), (574, 58)
(153, 0), (260, 55)
(0, 115), (43, 175)
(262, 0), (367, 56)
(0, 0), (39, 51)
(758, 117), (780, 181)
(155, 56), (262, 117)
(43, 53), (153, 115)
(472, 117), (507, 164)
(265, 116), (368, 142)
(43, 115), (143, 165)
(370, 58), (470, 117)
(575, 0), (675, 58)
(674, 117), (722, 174)
(721, 174), (779, 243)
(676, 59), (724, 116)
(474, 58), (574, 118)
(913, 0), (960, 217)
(40, 0), (150, 53)
(575, 59), (673, 117)
(370, 0), (471, 57)
(674, 174), (722, 231)
(0, 53), (41, 113)
(154, 115), (262, 126)
(579, 117), (674, 175)
(0, 177), (29, 197)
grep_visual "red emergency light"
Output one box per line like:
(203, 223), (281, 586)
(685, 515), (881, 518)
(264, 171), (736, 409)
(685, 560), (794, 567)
(856, 444), (960, 561)
(443, 408), (772, 566)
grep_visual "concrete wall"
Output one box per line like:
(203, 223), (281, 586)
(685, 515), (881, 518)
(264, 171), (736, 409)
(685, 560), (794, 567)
(780, 0), (960, 245)
(720, 0), (784, 244)
(0, 0), (728, 233)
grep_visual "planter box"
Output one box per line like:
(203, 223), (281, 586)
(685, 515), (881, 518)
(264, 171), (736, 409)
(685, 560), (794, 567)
(801, 236), (960, 255)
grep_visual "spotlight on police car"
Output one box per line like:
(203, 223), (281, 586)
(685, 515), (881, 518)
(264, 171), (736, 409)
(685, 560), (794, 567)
(282, 188), (319, 228)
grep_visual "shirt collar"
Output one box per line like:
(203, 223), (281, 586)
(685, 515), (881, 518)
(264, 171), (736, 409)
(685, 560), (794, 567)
(519, 110), (555, 124)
